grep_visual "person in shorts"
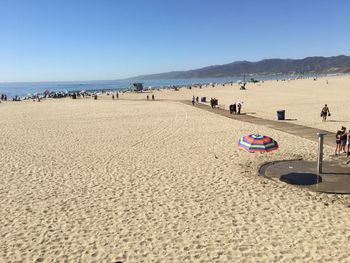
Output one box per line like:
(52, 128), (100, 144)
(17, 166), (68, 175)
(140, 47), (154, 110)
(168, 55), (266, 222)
(335, 130), (342, 156)
(347, 129), (350, 158)
(321, 104), (330, 121)
(340, 126), (347, 153)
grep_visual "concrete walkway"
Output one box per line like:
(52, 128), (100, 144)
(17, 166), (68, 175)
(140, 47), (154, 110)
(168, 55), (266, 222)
(181, 100), (337, 147)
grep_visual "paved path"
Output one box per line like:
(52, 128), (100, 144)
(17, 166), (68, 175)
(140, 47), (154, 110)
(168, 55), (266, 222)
(181, 100), (336, 147)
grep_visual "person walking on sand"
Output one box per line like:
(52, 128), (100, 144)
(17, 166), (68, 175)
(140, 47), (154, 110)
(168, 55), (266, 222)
(147, 95), (149, 100)
(152, 94), (155, 100)
(321, 104), (330, 121)
(335, 130), (342, 156)
(192, 96), (195, 106)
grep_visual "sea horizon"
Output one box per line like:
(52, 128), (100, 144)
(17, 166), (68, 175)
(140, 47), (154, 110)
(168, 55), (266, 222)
(0, 74), (325, 98)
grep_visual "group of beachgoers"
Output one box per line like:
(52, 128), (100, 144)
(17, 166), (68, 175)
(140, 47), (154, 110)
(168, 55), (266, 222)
(320, 104), (349, 161)
(111, 92), (119, 100)
(1, 94), (8, 101)
(1, 94), (22, 101)
(335, 126), (350, 159)
(146, 94), (155, 101)
(229, 102), (242, 114)
(191, 96), (244, 114)
(210, 98), (218, 108)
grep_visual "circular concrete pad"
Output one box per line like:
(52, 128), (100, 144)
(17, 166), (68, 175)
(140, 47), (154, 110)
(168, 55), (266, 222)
(259, 160), (350, 194)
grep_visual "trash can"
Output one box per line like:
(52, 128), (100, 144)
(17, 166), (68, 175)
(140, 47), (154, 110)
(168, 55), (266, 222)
(201, 97), (206, 102)
(277, 110), (285, 120)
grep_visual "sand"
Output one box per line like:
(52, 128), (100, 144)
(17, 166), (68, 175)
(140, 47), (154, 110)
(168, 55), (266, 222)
(1, 75), (350, 262)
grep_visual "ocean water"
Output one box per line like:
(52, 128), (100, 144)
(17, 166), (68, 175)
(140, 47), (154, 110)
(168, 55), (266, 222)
(0, 75), (306, 98)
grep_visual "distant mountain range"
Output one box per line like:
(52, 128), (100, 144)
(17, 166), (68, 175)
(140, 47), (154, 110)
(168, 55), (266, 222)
(131, 55), (350, 80)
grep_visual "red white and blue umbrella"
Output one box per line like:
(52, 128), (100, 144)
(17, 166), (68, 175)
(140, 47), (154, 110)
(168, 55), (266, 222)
(238, 134), (278, 153)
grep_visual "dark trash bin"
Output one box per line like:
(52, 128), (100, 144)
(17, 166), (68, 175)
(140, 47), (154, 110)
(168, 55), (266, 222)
(201, 97), (206, 102)
(277, 110), (285, 120)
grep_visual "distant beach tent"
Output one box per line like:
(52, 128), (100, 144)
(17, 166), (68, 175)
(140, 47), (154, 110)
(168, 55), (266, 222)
(238, 134), (278, 153)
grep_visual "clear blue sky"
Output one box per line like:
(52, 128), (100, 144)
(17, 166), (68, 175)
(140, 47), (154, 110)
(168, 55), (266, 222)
(1, 0), (350, 82)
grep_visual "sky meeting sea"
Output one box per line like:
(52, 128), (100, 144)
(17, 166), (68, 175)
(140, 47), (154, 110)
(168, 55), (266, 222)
(0, 74), (319, 98)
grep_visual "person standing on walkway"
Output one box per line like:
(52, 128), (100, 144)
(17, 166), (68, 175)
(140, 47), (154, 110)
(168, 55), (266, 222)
(340, 126), (347, 154)
(321, 104), (330, 121)
(229, 104), (233, 114)
(347, 129), (350, 158)
(233, 103), (237, 114)
(237, 102), (242, 114)
(335, 130), (342, 156)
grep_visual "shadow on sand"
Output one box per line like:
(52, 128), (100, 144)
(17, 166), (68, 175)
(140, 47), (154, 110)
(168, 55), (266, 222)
(280, 173), (322, 185)
(327, 120), (349, 123)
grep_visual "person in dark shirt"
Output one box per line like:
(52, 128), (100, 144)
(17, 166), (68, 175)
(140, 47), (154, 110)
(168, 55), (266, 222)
(340, 126), (347, 154)
(237, 103), (241, 114)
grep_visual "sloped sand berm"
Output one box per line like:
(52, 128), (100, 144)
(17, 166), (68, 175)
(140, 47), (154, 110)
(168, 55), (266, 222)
(1, 76), (350, 261)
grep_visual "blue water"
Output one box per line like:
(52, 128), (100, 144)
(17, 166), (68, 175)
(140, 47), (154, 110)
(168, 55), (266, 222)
(0, 75), (309, 98)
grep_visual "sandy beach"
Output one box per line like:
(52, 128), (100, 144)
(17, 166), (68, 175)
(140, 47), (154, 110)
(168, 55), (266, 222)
(1, 75), (350, 262)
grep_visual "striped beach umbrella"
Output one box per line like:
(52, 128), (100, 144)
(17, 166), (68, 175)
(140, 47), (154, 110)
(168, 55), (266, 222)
(238, 134), (278, 153)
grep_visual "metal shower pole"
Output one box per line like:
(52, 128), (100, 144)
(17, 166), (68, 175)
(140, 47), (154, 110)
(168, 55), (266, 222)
(317, 132), (327, 175)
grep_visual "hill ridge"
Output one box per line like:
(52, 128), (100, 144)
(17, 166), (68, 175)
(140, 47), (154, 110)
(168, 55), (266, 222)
(130, 55), (350, 80)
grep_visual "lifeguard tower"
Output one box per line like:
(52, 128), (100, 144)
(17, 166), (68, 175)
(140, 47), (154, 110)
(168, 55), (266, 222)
(131, 82), (144, 92)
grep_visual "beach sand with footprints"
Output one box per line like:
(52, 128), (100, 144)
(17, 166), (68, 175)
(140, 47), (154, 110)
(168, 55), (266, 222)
(1, 75), (350, 261)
